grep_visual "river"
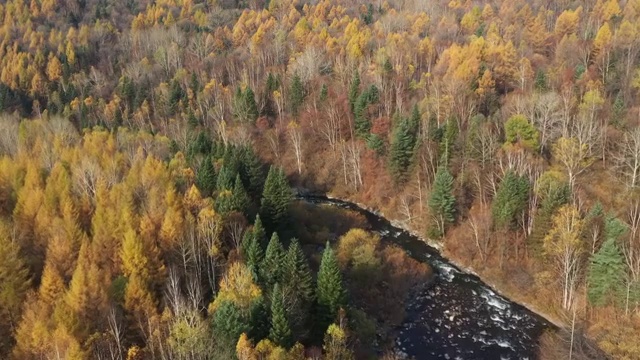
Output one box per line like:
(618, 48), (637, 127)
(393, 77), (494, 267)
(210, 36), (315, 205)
(301, 195), (553, 360)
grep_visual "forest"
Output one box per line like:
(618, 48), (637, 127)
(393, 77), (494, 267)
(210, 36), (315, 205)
(1, 0), (640, 358)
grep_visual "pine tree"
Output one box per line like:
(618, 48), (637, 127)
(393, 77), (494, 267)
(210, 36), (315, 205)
(348, 72), (360, 114)
(428, 165), (456, 237)
(252, 215), (267, 248)
(212, 301), (252, 351)
(232, 175), (251, 216)
(388, 108), (419, 183)
(261, 233), (285, 288)
(588, 237), (626, 307)
(319, 84), (328, 102)
(269, 283), (292, 348)
(316, 242), (345, 333)
(196, 155), (216, 197)
(260, 166), (291, 232)
(289, 73), (305, 116)
(492, 171), (530, 230)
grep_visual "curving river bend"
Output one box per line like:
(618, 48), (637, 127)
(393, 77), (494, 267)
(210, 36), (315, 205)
(301, 196), (553, 360)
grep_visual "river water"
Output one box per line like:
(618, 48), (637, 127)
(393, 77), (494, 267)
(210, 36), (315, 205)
(301, 196), (553, 360)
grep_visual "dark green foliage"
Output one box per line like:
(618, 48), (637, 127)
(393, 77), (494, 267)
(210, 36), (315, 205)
(366, 134), (385, 155)
(189, 72), (200, 93)
(239, 147), (266, 201)
(232, 174), (251, 215)
(439, 119), (458, 162)
(216, 165), (235, 192)
(492, 171), (530, 230)
(196, 155), (216, 197)
(388, 107), (420, 183)
(354, 93), (371, 137)
(316, 242), (346, 333)
(428, 165), (456, 236)
(269, 283), (292, 348)
(261, 233), (286, 288)
(383, 58), (393, 74)
(366, 84), (379, 103)
(243, 216), (267, 280)
(260, 166), (292, 232)
(169, 79), (185, 115)
(249, 296), (269, 340)
(289, 72), (305, 116)
(234, 86), (259, 123)
(283, 239), (314, 339)
(588, 238), (626, 307)
(214, 190), (233, 214)
(266, 73), (279, 93)
(252, 215), (268, 248)
(212, 301), (252, 349)
(534, 69), (547, 92)
(187, 109), (200, 128)
(348, 72), (360, 113)
(187, 132), (213, 160)
(529, 181), (571, 254)
(612, 95), (625, 127)
(362, 3), (374, 24)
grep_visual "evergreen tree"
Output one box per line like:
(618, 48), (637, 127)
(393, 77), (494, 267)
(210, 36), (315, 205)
(243, 230), (263, 280)
(354, 93), (370, 137)
(260, 166), (292, 232)
(169, 79), (184, 115)
(215, 190), (234, 214)
(283, 239), (314, 338)
(316, 242), (345, 333)
(348, 72), (360, 113)
(534, 69), (547, 92)
(388, 109), (419, 183)
(239, 147), (266, 201)
(428, 165), (456, 237)
(212, 301), (252, 350)
(492, 171), (530, 230)
(366, 134), (385, 155)
(269, 283), (292, 348)
(261, 233), (285, 288)
(588, 238), (626, 307)
(216, 165), (235, 192)
(252, 215), (267, 248)
(439, 119), (458, 162)
(366, 84), (379, 104)
(289, 72), (305, 116)
(249, 296), (269, 341)
(195, 155), (216, 197)
(244, 87), (259, 123)
(232, 175), (251, 216)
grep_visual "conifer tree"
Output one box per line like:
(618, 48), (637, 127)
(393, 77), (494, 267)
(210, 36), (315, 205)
(239, 147), (266, 201)
(428, 165), (456, 237)
(252, 215), (267, 248)
(283, 239), (314, 338)
(348, 72), (360, 113)
(216, 165), (235, 192)
(319, 84), (328, 102)
(212, 301), (252, 351)
(269, 283), (292, 348)
(260, 166), (291, 232)
(261, 233), (285, 288)
(388, 108), (419, 183)
(232, 175), (251, 216)
(289, 72), (305, 116)
(492, 171), (529, 230)
(588, 237), (625, 307)
(245, 87), (259, 123)
(196, 155), (216, 197)
(354, 92), (370, 137)
(316, 242), (345, 333)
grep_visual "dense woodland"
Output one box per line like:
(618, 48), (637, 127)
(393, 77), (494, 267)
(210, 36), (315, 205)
(2, 0), (640, 358)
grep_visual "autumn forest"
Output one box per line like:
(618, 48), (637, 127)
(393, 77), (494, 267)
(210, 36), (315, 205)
(1, 0), (640, 359)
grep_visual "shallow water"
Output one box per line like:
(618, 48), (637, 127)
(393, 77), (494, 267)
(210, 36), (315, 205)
(301, 196), (552, 360)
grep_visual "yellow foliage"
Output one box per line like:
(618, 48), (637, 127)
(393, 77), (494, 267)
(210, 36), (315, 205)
(209, 262), (262, 312)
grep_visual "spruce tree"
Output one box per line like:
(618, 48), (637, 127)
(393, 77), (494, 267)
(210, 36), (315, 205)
(252, 215), (267, 248)
(316, 242), (346, 333)
(260, 166), (292, 232)
(428, 165), (456, 236)
(269, 283), (292, 348)
(212, 301), (252, 350)
(319, 84), (328, 102)
(232, 174), (251, 215)
(196, 155), (216, 197)
(354, 93), (370, 137)
(388, 109), (419, 183)
(289, 72), (305, 116)
(491, 171), (529, 230)
(244, 87), (259, 123)
(348, 72), (360, 113)
(239, 147), (266, 201)
(261, 232), (285, 288)
(216, 165), (235, 192)
(588, 238), (626, 307)
(284, 239), (314, 338)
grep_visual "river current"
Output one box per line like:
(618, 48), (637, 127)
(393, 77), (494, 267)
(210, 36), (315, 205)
(301, 196), (552, 360)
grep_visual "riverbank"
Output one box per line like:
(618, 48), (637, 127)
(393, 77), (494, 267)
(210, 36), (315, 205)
(296, 188), (565, 331)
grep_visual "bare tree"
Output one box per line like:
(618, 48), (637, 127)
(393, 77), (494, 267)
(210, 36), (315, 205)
(616, 127), (640, 188)
(531, 92), (562, 152)
(287, 121), (304, 174)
